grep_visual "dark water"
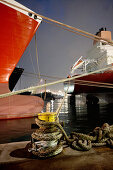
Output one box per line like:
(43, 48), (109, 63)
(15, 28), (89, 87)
(0, 96), (113, 144)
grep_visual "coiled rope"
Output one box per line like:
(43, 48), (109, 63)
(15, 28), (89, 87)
(35, 119), (113, 151)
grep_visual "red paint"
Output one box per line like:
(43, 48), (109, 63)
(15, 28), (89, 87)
(73, 71), (113, 94)
(0, 84), (44, 119)
(0, 3), (44, 119)
(0, 3), (40, 83)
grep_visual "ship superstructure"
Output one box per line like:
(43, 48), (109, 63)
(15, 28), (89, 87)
(65, 28), (113, 103)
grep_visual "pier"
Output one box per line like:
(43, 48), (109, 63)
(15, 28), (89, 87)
(0, 141), (113, 170)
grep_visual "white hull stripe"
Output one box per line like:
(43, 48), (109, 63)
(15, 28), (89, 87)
(0, 0), (42, 23)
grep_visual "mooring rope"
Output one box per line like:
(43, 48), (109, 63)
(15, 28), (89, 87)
(35, 118), (113, 151)
(0, 0), (113, 97)
(74, 79), (113, 86)
(23, 72), (113, 89)
(23, 71), (63, 80)
(35, 33), (41, 79)
(0, 65), (113, 98)
(56, 83), (70, 116)
(68, 79), (113, 89)
(23, 71), (113, 89)
(0, 0), (113, 46)
(43, 20), (98, 42)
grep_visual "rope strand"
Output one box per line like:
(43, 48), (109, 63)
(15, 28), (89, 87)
(0, 65), (113, 98)
(35, 33), (40, 79)
(0, 0), (113, 46)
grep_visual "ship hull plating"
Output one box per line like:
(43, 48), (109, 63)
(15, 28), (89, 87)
(0, 1), (44, 119)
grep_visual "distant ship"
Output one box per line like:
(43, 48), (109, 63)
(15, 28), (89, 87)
(64, 28), (113, 104)
(0, 0), (44, 119)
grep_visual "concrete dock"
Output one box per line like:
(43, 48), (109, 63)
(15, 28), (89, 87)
(0, 141), (113, 170)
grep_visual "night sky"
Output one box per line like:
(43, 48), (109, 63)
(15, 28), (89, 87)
(15, 0), (113, 92)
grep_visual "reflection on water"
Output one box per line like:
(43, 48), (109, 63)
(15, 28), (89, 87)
(0, 96), (113, 144)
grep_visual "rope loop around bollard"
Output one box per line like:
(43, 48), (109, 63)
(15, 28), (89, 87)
(30, 117), (113, 155)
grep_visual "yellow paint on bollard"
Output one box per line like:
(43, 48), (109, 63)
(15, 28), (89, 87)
(38, 112), (57, 122)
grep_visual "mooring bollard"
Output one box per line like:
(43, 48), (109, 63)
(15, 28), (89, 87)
(28, 112), (63, 158)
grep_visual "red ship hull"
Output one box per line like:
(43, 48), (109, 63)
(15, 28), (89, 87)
(72, 70), (113, 94)
(0, 83), (44, 120)
(0, 1), (44, 119)
(0, 2), (41, 83)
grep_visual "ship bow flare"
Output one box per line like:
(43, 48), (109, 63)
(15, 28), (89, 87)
(0, 0), (44, 119)
(0, 0), (42, 83)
